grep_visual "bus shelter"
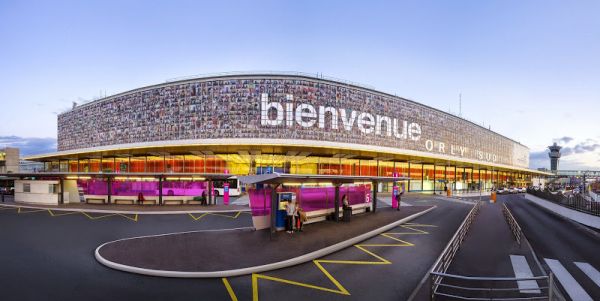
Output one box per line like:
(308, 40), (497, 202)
(5, 172), (236, 206)
(238, 173), (408, 234)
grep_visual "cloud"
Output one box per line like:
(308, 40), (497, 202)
(528, 139), (600, 169)
(562, 141), (600, 156)
(553, 136), (574, 145)
(0, 136), (57, 156)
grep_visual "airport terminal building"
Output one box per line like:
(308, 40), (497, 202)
(21, 72), (546, 204)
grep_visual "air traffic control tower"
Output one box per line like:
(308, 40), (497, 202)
(548, 142), (562, 172)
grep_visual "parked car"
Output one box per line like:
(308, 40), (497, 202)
(496, 187), (508, 194)
(508, 187), (518, 194)
(518, 187), (527, 193)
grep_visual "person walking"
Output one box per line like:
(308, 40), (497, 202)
(286, 199), (297, 233)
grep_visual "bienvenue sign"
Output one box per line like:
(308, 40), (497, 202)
(260, 93), (501, 163)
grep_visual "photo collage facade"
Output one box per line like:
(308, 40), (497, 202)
(40, 74), (536, 192)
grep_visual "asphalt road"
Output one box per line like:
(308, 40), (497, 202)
(0, 207), (252, 301)
(0, 195), (471, 301)
(224, 197), (471, 301)
(505, 194), (600, 301)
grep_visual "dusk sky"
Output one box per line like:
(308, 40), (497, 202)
(1, 0), (599, 170)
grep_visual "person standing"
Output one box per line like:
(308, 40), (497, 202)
(286, 199), (297, 233)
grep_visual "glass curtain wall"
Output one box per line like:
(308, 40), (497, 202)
(409, 163), (423, 191)
(422, 164), (435, 192)
(434, 165), (446, 192)
(379, 161), (394, 192)
(115, 157), (128, 173)
(446, 166), (456, 191)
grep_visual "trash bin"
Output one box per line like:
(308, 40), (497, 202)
(343, 207), (352, 222)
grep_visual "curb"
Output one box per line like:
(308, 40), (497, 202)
(95, 206), (437, 278)
(0, 203), (250, 215)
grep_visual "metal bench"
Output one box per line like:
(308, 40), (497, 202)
(304, 203), (371, 224)
(163, 199), (185, 205)
(139, 199), (157, 205)
(86, 198), (106, 204)
(114, 199), (135, 205)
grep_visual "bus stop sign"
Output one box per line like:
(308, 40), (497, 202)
(223, 182), (230, 205)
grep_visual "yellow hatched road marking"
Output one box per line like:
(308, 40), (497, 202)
(188, 213), (209, 221)
(404, 222), (437, 227)
(80, 212), (138, 221)
(17, 208), (47, 214)
(250, 224), (428, 301)
(4, 206), (138, 221)
(189, 211), (243, 221)
(81, 212), (118, 220)
(222, 278), (238, 301)
(47, 209), (79, 217)
(117, 214), (138, 222)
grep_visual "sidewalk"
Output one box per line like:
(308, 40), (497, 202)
(0, 197), (249, 214)
(525, 194), (600, 230)
(95, 206), (435, 277)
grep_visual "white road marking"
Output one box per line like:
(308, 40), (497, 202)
(544, 258), (592, 301)
(575, 262), (600, 288)
(510, 255), (541, 293)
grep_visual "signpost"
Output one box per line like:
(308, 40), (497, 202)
(223, 182), (230, 205)
(392, 171), (399, 209)
(392, 185), (399, 209)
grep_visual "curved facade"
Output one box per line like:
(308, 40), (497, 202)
(22, 73), (547, 194)
(58, 74), (529, 169)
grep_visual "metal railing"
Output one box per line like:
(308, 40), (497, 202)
(527, 188), (600, 216)
(502, 203), (522, 245)
(430, 272), (554, 301)
(430, 201), (482, 297)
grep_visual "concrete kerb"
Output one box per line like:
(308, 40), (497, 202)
(95, 206), (437, 278)
(0, 203), (250, 215)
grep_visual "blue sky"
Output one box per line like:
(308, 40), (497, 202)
(0, 0), (599, 169)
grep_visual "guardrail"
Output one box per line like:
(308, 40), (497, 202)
(429, 201), (482, 297)
(527, 188), (600, 216)
(430, 272), (554, 301)
(502, 203), (522, 245)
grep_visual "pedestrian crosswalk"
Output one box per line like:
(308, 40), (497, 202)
(510, 255), (540, 293)
(507, 255), (599, 300)
(544, 258), (596, 301)
(574, 262), (600, 288)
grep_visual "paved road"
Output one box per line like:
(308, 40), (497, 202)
(505, 194), (600, 301)
(0, 206), (252, 301)
(224, 197), (471, 301)
(437, 200), (546, 300)
(0, 195), (470, 301)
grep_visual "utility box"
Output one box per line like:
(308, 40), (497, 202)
(276, 192), (296, 230)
